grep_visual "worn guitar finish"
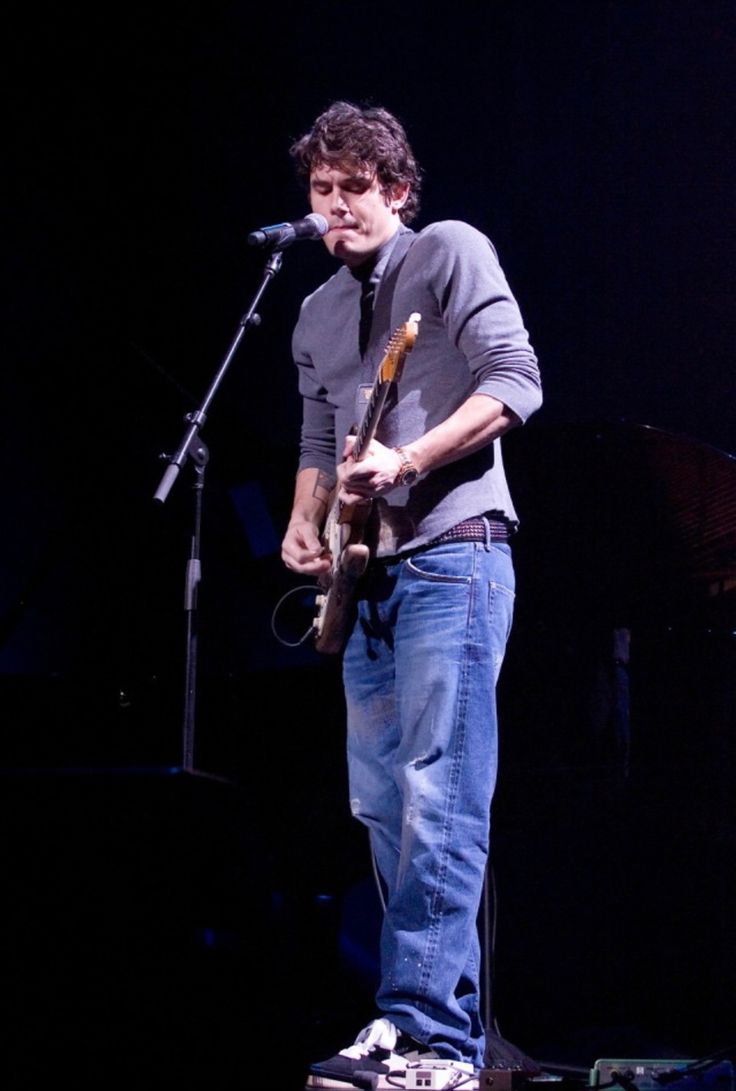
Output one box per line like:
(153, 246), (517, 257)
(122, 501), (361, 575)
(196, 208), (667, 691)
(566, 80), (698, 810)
(313, 313), (421, 654)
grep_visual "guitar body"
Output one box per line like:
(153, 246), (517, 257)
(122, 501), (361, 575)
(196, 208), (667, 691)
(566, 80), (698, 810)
(313, 543), (370, 655)
(313, 495), (372, 654)
(312, 313), (421, 655)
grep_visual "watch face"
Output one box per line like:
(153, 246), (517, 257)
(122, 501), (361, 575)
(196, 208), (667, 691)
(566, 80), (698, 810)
(402, 467), (418, 485)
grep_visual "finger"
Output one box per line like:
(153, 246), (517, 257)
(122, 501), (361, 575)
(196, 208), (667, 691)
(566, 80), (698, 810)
(339, 488), (373, 507)
(283, 551), (331, 575)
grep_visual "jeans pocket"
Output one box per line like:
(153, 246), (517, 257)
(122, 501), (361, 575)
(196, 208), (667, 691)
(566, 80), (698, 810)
(405, 544), (475, 584)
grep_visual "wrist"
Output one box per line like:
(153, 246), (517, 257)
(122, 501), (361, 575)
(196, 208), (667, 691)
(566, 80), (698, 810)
(393, 445), (420, 486)
(288, 516), (320, 531)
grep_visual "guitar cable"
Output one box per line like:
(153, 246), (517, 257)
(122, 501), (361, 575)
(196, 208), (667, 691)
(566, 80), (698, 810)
(270, 582), (320, 647)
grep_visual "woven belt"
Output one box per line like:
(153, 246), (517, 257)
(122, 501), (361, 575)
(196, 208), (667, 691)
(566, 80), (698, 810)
(432, 516), (510, 545)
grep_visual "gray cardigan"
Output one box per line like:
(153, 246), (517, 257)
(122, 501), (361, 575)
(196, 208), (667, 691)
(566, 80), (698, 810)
(292, 220), (542, 557)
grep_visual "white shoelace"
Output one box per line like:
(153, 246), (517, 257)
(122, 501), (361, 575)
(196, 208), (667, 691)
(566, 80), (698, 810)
(341, 1018), (400, 1058)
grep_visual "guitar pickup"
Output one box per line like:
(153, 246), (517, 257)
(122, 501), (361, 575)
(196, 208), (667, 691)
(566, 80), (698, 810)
(313, 594), (326, 634)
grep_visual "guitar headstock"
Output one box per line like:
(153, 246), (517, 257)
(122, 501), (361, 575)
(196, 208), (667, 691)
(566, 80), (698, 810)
(379, 312), (421, 382)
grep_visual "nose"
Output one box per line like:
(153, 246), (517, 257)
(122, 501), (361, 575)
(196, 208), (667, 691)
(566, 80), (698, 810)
(331, 189), (349, 215)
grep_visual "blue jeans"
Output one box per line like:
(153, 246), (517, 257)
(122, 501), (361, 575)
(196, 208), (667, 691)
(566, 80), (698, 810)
(342, 533), (515, 1068)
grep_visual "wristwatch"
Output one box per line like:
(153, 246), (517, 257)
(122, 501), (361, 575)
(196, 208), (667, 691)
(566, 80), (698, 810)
(393, 446), (419, 486)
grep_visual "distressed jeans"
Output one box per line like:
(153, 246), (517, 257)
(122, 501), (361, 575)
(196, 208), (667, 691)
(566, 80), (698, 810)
(342, 533), (515, 1068)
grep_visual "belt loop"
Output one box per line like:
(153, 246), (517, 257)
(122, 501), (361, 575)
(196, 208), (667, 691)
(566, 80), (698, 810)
(482, 514), (491, 551)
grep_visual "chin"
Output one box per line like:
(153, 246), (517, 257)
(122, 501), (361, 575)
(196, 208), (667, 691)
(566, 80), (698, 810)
(334, 241), (361, 264)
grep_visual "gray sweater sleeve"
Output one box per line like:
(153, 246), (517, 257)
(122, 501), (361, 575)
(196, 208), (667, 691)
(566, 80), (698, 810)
(400, 220), (541, 423)
(293, 325), (337, 477)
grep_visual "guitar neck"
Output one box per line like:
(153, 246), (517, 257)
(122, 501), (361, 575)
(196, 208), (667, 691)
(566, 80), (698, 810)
(352, 311), (421, 463)
(353, 381), (392, 462)
(329, 380), (391, 528)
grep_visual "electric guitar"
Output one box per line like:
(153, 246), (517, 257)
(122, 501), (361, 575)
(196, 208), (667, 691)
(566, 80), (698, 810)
(313, 312), (421, 655)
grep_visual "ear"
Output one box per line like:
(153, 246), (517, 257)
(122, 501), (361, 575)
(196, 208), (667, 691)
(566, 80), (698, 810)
(388, 181), (410, 211)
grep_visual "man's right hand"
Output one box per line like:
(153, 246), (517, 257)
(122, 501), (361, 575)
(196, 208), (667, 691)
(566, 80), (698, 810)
(281, 520), (331, 576)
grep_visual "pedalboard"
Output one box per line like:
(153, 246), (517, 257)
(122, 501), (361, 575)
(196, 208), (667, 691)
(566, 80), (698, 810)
(405, 1063), (543, 1090)
(351, 1056), (734, 1091)
(478, 1066), (537, 1090)
(590, 1059), (734, 1091)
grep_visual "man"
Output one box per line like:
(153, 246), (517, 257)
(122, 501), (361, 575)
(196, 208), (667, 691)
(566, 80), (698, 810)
(281, 101), (542, 1090)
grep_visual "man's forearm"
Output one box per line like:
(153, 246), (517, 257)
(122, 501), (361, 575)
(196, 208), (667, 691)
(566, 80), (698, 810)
(398, 393), (521, 478)
(287, 467), (336, 530)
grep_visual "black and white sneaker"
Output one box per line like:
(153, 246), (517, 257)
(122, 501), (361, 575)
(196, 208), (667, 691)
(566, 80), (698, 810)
(305, 1017), (477, 1089)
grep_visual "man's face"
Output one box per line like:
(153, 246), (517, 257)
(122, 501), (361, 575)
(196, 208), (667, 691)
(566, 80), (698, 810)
(309, 162), (408, 267)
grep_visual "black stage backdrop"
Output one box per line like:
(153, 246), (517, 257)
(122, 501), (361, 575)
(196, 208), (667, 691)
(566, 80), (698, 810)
(2, 1), (734, 1080)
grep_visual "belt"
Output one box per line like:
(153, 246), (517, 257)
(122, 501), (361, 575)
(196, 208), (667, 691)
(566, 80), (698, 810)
(374, 514), (511, 565)
(432, 515), (510, 545)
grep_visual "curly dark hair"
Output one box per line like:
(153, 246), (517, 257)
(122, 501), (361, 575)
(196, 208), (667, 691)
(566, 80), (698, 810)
(290, 100), (422, 225)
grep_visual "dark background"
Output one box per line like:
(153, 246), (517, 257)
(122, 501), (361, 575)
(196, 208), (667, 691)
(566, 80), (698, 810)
(2, 1), (734, 1084)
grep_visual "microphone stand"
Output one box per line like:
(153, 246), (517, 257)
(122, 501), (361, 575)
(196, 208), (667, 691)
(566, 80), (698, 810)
(153, 247), (285, 774)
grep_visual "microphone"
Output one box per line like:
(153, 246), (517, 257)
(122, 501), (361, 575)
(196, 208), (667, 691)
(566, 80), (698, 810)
(247, 213), (329, 249)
